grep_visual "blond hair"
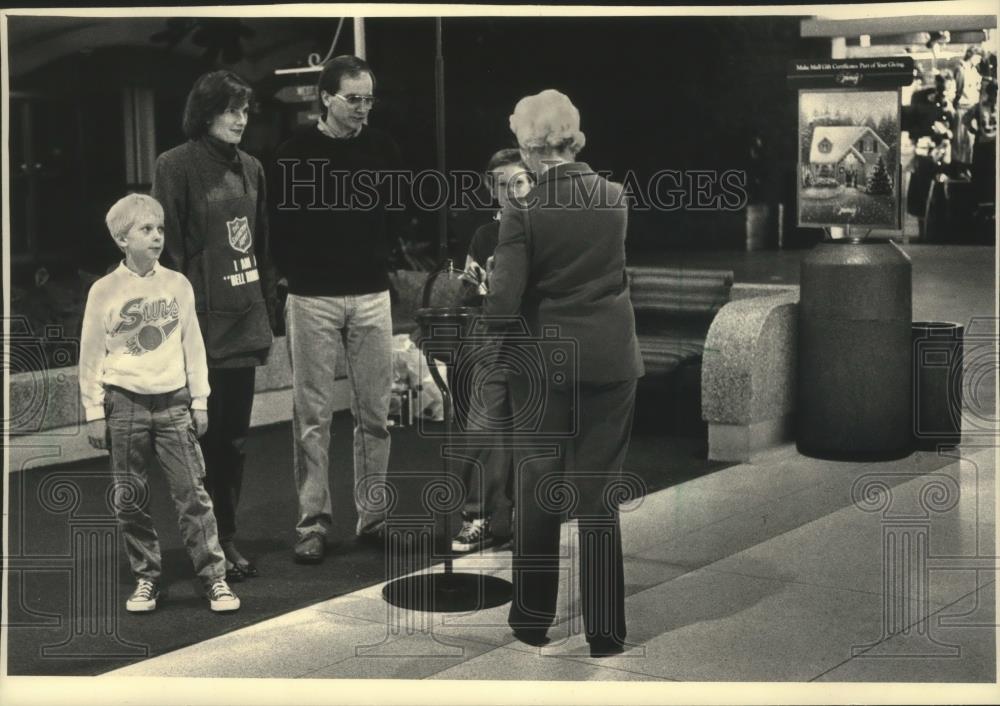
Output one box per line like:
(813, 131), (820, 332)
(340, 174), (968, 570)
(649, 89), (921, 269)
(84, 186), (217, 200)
(509, 89), (586, 155)
(105, 193), (164, 247)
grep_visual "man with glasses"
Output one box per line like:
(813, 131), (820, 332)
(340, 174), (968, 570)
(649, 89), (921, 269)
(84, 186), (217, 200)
(270, 55), (404, 563)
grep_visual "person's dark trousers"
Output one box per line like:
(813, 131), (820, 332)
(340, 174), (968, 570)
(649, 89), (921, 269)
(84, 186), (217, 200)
(200, 367), (256, 544)
(506, 374), (636, 647)
(462, 358), (514, 535)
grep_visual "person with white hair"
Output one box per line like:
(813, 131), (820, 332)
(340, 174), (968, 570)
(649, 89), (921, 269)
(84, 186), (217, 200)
(485, 89), (644, 657)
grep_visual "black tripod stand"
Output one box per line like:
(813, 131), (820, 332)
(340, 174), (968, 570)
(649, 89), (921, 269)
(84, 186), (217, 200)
(380, 267), (512, 613)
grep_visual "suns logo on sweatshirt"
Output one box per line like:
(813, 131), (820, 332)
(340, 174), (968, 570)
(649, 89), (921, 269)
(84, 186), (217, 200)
(111, 297), (180, 355)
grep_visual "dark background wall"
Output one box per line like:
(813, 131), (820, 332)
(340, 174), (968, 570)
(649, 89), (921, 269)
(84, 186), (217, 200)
(366, 16), (829, 253)
(8, 14), (830, 280)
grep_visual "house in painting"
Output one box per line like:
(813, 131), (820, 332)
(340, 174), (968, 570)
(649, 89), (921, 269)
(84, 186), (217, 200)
(807, 125), (890, 188)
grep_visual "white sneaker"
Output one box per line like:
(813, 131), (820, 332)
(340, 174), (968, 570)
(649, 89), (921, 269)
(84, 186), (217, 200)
(207, 579), (240, 612)
(452, 516), (495, 553)
(125, 578), (159, 613)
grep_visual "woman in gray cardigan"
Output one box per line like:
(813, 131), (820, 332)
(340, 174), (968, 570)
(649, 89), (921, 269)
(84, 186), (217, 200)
(153, 70), (275, 582)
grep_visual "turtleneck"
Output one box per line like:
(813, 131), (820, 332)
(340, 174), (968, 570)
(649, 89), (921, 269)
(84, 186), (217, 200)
(200, 134), (241, 170)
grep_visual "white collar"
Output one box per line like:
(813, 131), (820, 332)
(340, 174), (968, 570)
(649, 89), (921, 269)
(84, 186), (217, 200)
(118, 260), (158, 278)
(317, 118), (362, 140)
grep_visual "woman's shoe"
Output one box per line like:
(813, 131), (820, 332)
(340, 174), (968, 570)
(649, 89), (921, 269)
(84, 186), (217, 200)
(588, 638), (625, 658)
(235, 560), (258, 578)
(225, 560), (245, 583)
(511, 628), (550, 647)
(222, 542), (259, 577)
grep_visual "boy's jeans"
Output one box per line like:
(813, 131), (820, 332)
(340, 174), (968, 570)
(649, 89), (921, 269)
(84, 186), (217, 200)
(106, 385), (226, 587)
(285, 292), (392, 538)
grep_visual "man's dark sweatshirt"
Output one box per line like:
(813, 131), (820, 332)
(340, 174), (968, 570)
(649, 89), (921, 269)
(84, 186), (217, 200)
(270, 124), (405, 296)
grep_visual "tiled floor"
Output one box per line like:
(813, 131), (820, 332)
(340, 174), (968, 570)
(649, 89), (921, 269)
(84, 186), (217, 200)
(91, 245), (998, 690)
(104, 442), (996, 683)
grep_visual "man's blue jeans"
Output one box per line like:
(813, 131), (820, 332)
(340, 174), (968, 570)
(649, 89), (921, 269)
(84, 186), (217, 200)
(106, 385), (227, 587)
(285, 291), (392, 538)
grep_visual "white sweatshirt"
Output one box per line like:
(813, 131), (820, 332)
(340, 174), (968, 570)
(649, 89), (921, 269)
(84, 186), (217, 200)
(78, 262), (210, 421)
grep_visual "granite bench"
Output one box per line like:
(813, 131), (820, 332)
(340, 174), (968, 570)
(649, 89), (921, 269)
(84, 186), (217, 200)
(627, 266), (799, 462)
(701, 283), (800, 462)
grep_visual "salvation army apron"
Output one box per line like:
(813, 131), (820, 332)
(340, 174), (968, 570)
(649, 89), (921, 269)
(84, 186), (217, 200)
(191, 152), (272, 361)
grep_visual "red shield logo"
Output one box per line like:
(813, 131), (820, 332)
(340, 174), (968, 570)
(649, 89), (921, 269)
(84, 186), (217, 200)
(226, 216), (252, 254)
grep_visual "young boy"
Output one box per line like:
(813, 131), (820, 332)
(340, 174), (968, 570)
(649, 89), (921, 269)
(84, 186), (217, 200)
(79, 193), (240, 613)
(453, 149), (533, 552)
(463, 149), (534, 289)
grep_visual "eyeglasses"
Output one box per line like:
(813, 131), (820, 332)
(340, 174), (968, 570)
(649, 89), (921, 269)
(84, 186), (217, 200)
(334, 93), (377, 108)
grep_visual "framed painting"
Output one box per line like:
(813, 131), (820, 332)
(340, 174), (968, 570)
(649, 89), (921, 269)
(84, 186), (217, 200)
(798, 89), (903, 229)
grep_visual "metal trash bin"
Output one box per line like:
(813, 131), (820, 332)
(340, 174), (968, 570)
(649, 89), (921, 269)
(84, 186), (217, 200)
(912, 321), (964, 450)
(797, 240), (913, 460)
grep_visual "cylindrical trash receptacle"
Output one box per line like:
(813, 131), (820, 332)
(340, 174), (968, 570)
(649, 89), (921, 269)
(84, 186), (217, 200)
(912, 321), (964, 450)
(797, 240), (913, 460)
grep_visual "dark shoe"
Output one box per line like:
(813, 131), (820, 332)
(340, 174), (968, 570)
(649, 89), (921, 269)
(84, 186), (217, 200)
(236, 560), (258, 578)
(294, 533), (326, 564)
(357, 523), (387, 547)
(511, 628), (550, 647)
(226, 560), (259, 581)
(588, 638), (625, 658)
(222, 542), (258, 578)
(225, 561), (245, 583)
